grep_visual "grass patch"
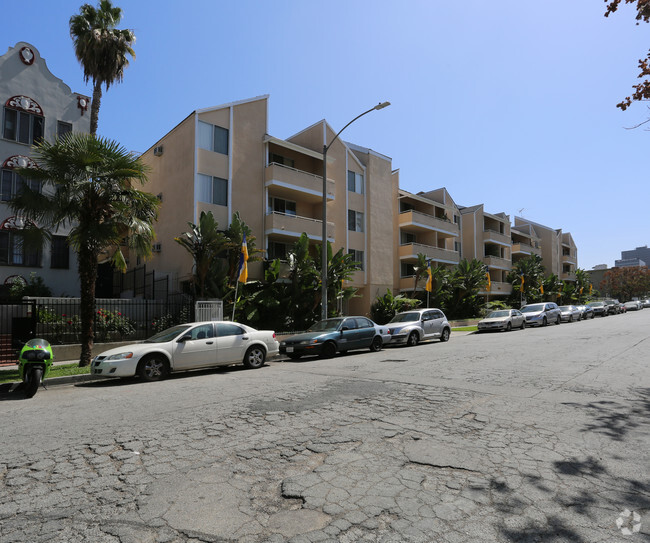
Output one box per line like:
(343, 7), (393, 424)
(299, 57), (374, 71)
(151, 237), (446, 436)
(0, 363), (89, 385)
(452, 325), (478, 332)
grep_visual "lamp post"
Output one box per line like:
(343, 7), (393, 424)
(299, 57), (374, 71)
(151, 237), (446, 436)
(321, 101), (390, 320)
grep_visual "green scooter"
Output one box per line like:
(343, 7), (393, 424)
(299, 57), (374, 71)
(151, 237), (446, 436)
(17, 338), (54, 398)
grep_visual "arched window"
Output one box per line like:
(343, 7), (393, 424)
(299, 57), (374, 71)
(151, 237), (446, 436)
(1, 156), (40, 202)
(3, 96), (44, 144)
(0, 216), (41, 267)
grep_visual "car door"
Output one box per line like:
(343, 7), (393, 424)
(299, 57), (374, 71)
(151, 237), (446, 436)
(512, 310), (523, 327)
(426, 310), (445, 338)
(339, 317), (360, 350)
(172, 323), (217, 370)
(354, 317), (376, 348)
(215, 323), (249, 365)
(420, 311), (436, 338)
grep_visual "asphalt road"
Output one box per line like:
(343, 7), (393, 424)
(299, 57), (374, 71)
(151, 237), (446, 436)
(1, 311), (649, 542)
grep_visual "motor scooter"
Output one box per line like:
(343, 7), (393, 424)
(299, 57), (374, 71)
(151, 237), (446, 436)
(17, 338), (53, 398)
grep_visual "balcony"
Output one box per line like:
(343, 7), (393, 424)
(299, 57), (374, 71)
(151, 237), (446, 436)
(512, 243), (541, 257)
(561, 272), (576, 281)
(480, 281), (513, 295)
(483, 229), (511, 246)
(562, 254), (577, 265)
(265, 212), (334, 242)
(399, 243), (460, 265)
(265, 163), (334, 203)
(483, 255), (512, 270)
(399, 211), (459, 237)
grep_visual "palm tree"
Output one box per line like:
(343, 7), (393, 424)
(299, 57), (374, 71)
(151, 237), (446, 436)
(507, 254), (545, 302)
(12, 133), (159, 366)
(411, 253), (429, 297)
(223, 212), (262, 285)
(174, 211), (227, 298)
(450, 258), (489, 318)
(69, 0), (135, 135)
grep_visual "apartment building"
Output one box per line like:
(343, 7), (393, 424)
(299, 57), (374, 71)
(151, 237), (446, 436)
(0, 42), (90, 296)
(396, 188), (461, 292)
(459, 205), (513, 296)
(513, 217), (578, 281)
(140, 95), (398, 315)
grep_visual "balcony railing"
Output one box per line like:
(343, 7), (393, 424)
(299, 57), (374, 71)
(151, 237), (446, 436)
(562, 254), (577, 265)
(265, 163), (335, 203)
(399, 243), (460, 264)
(399, 210), (459, 237)
(561, 272), (576, 281)
(480, 281), (513, 295)
(483, 255), (512, 270)
(512, 242), (541, 256)
(483, 229), (511, 245)
(265, 211), (334, 241)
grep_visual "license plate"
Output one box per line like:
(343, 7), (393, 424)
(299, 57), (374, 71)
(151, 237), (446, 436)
(286, 347), (294, 353)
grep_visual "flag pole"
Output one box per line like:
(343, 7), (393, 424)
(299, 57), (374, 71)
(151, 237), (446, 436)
(231, 280), (239, 321)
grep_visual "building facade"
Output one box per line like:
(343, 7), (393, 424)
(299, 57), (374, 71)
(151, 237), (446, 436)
(0, 42), (90, 296)
(616, 245), (650, 268)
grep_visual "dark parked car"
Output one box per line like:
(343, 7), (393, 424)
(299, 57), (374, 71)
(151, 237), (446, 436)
(604, 299), (621, 315)
(588, 301), (608, 317)
(279, 316), (389, 359)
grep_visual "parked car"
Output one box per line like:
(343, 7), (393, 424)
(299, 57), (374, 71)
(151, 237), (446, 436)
(588, 301), (608, 317)
(477, 309), (526, 332)
(387, 308), (451, 346)
(558, 305), (582, 322)
(520, 302), (562, 326)
(642, 299), (650, 308)
(575, 305), (594, 319)
(279, 316), (390, 359)
(624, 301), (640, 311)
(604, 299), (621, 315)
(91, 321), (279, 381)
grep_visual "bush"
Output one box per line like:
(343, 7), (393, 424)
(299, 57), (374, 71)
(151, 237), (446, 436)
(371, 289), (421, 324)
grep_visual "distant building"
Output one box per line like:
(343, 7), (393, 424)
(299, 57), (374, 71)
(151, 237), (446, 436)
(615, 245), (650, 268)
(0, 42), (90, 296)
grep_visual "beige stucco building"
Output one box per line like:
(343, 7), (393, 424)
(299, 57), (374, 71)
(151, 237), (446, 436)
(140, 95), (398, 315)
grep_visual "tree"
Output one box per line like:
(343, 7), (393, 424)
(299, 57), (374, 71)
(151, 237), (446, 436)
(174, 211), (227, 298)
(542, 274), (562, 301)
(448, 258), (489, 318)
(315, 242), (360, 318)
(12, 133), (159, 366)
(411, 253), (429, 297)
(604, 1), (650, 116)
(370, 289), (420, 324)
(70, 0), (135, 135)
(507, 254), (545, 303)
(223, 212), (262, 286)
(600, 266), (650, 300)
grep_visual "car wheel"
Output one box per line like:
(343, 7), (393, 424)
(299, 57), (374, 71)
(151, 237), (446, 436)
(320, 342), (337, 359)
(243, 345), (266, 369)
(521, 320), (526, 330)
(137, 355), (169, 382)
(568, 316), (573, 323)
(591, 314), (595, 319)
(506, 322), (512, 332)
(440, 328), (450, 342)
(369, 336), (383, 352)
(287, 353), (302, 360)
(542, 317), (547, 327)
(406, 332), (419, 347)
(556, 316), (561, 325)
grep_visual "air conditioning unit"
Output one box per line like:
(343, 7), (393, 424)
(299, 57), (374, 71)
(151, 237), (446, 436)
(156, 192), (163, 202)
(153, 145), (164, 157)
(152, 243), (162, 253)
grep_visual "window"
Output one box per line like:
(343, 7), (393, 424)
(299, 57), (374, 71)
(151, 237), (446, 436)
(354, 317), (373, 329)
(3, 107), (44, 144)
(347, 210), (364, 232)
(401, 262), (415, 277)
(197, 173), (228, 206)
(347, 170), (364, 194)
(400, 202), (415, 213)
(268, 196), (296, 216)
(1, 169), (40, 201)
(217, 323), (245, 337)
(269, 153), (295, 168)
(453, 214), (459, 224)
(348, 249), (364, 270)
(57, 121), (72, 138)
(0, 231), (40, 266)
(454, 241), (461, 253)
(50, 235), (69, 269)
(189, 324), (214, 340)
(198, 121), (228, 155)
(268, 241), (289, 260)
(400, 232), (416, 245)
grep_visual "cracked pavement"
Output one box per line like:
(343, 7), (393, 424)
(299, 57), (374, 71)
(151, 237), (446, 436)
(1, 312), (649, 542)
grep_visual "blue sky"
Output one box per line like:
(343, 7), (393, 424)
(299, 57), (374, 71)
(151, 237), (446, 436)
(3, 0), (648, 270)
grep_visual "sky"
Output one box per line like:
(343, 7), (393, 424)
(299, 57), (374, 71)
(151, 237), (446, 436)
(2, 0), (649, 270)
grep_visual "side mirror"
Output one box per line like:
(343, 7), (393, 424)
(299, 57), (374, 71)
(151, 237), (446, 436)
(341, 326), (350, 331)
(178, 334), (192, 342)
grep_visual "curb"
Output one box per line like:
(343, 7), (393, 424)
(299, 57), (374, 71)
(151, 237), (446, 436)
(0, 373), (104, 395)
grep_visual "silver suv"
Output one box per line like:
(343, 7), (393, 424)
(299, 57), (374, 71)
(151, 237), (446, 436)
(387, 308), (451, 346)
(520, 302), (562, 326)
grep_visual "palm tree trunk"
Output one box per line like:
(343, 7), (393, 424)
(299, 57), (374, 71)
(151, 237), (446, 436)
(78, 245), (98, 367)
(90, 81), (102, 136)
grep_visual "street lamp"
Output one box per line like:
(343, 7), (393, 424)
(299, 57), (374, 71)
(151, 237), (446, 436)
(321, 101), (391, 320)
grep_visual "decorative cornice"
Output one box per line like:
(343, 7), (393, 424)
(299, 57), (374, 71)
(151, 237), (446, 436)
(2, 155), (37, 170)
(77, 95), (89, 115)
(5, 95), (43, 115)
(19, 46), (35, 65)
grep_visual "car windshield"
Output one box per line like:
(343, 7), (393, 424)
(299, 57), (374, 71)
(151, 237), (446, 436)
(487, 311), (510, 318)
(308, 319), (344, 332)
(589, 302), (604, 307)
(144, 324), (192, 343)
(559, 306), (571, 311)
(389, 312), (421, 323)
(520, 304), (544, 313)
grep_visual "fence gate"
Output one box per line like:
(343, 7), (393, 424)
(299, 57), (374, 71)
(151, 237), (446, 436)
(0, 299), (37, 364)
(194, 300), (223, 322)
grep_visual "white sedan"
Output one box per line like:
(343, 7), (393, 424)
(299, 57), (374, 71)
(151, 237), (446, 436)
(91, 321), (279, 381)
(477, 309), (526, 332)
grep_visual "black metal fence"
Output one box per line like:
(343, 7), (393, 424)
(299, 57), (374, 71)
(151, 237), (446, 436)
(112, 266), (169, 300)
(20, 295), (195, 346)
